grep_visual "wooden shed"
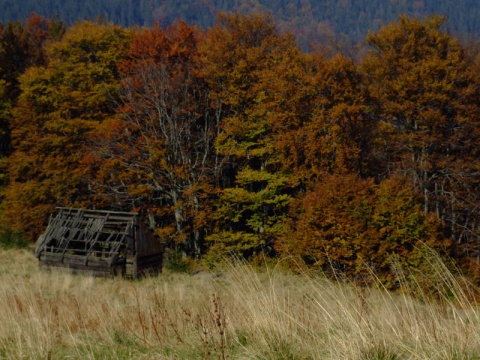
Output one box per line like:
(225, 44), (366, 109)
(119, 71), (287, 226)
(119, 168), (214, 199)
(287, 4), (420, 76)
(34, 207), (163, 278)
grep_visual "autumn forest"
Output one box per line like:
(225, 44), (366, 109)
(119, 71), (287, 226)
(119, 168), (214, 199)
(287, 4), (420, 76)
(1, 12), (480, 285)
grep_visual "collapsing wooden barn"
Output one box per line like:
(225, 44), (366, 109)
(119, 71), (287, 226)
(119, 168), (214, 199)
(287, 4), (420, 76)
(34, 207), (163, 278)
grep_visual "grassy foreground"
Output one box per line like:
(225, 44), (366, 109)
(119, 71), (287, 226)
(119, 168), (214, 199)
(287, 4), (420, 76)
(1, 249), (480, 359)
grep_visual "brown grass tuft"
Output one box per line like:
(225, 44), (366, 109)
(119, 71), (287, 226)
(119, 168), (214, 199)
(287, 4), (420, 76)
(1, 248), (479, 359)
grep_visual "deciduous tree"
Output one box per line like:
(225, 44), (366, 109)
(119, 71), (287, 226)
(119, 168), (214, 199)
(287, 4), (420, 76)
(2, 21), (131, 239)
(361, 15), (480, 266)
(199, 13), (317, 260)
(86, 21), (219, 257)
(277, 173), (448, 287)
(0, 13), (64, 156)
(297, 54), (376, 184)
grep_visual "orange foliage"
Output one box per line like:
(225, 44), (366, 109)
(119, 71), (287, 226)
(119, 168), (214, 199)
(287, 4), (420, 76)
(1, 13), (479, 280)
(361, 15), (480, 264)
(277, 174), (449, 287)
(1, 21), (131, 239)
(88, 21), (218, 256)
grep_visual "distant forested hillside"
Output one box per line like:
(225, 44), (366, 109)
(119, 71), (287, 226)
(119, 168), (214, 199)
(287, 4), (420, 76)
(1, 0), (480, 49)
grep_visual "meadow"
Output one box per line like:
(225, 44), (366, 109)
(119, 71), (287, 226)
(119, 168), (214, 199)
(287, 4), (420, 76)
(1, 248), (480, 359)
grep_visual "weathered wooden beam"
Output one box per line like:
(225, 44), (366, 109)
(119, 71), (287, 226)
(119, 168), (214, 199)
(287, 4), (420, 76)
(56, 207), (138, 217)
(37, 207), (163, 279)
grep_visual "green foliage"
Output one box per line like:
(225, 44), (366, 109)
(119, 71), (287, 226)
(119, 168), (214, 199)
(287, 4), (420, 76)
(360, 344), (399, 360)
(200, 14), (312, 260)
(164, 248), (191, 273)
(0, 227), (28, 249)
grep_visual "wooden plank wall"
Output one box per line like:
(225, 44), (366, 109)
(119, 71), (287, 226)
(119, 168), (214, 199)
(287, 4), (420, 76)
(36, 208), (164, 279)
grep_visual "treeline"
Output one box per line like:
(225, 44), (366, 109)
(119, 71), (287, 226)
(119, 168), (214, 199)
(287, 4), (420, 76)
(2, 0), (480, 51)
(2, 13), (480, 286)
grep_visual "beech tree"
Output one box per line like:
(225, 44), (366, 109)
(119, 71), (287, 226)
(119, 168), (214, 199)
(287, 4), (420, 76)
(2, 21), (131, 239)
(2, 12), (479, 281)
(0, 13), (65, 156)
(361, 15), (480, 265)
(198, 13), (320, 260)
(277, 173), (448, 287)
(295, 54), (376, 184)
(86, 21), (220, 257)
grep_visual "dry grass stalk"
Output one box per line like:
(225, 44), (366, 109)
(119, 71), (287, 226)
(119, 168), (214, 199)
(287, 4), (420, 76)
(0, 248), (479, 359)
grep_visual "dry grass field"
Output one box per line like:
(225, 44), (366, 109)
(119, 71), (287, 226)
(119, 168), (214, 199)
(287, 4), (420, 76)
(1, 248), (480, 359)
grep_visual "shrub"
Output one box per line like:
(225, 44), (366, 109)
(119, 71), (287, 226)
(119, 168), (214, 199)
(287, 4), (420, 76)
(0, 227), (29, 249)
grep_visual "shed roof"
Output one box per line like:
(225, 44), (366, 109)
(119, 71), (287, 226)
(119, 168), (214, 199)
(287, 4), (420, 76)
(35, 207), (138, 264)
